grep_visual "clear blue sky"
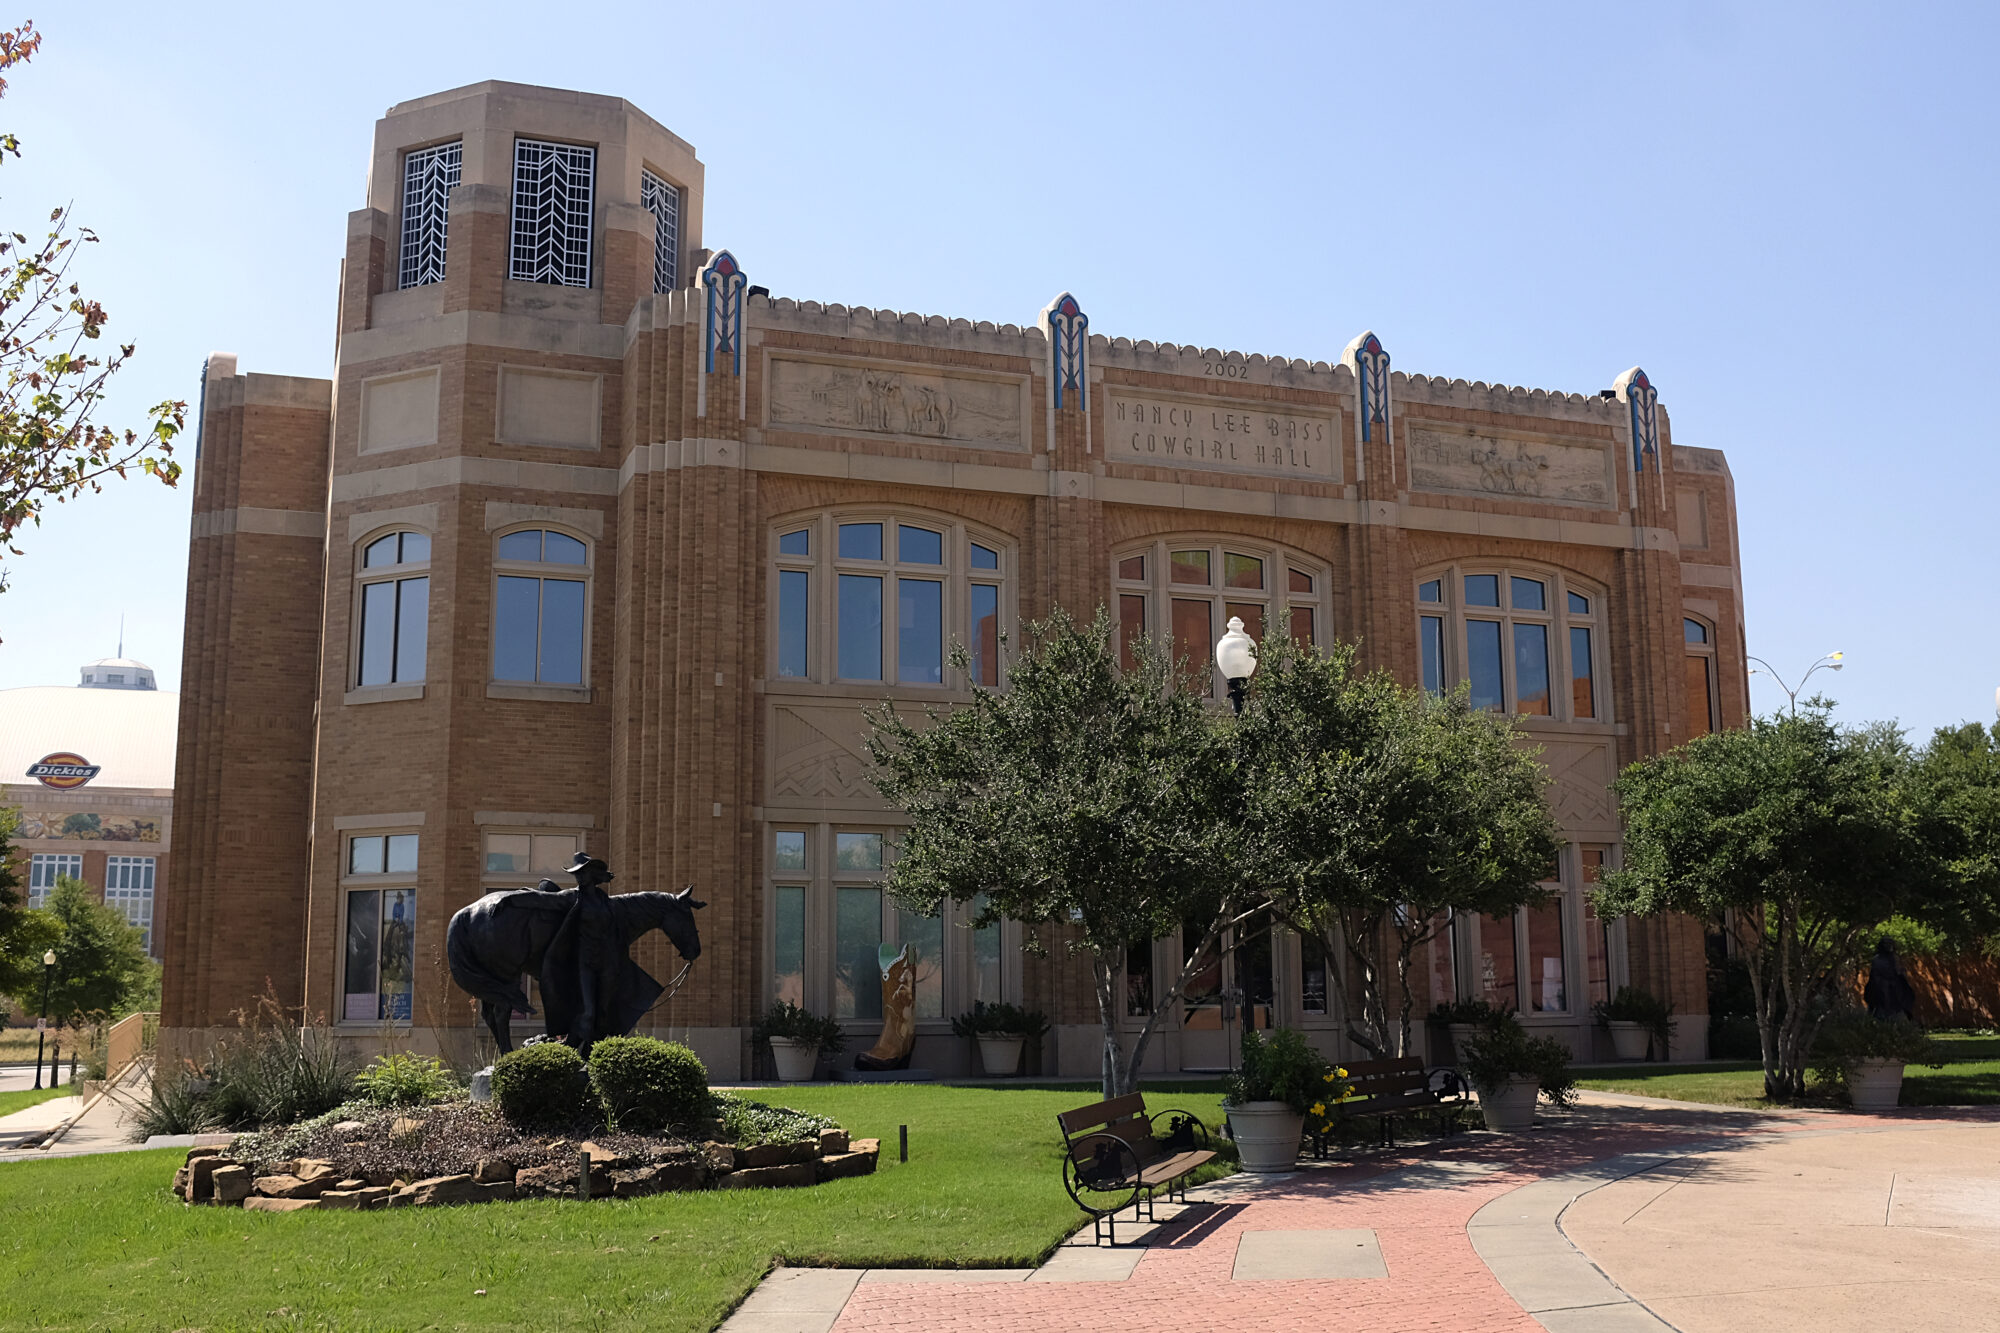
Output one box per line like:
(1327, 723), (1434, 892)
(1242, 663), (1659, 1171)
(1, 1), (1994, 739)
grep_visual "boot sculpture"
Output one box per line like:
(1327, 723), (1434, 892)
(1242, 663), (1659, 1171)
(855, 943), (917, 1071)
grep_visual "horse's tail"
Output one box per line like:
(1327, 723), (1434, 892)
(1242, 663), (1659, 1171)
(446, 902), (533, 1012)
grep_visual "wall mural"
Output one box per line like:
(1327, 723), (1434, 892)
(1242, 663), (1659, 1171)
(767, 356), (1027, 450)
(18, 811), (163, 842)
(1406, 426), (1613, 508)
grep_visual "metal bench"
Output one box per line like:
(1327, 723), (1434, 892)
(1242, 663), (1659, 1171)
(1057, 1092), (1216, 1245)
(1313, 1055), (1469, 1154)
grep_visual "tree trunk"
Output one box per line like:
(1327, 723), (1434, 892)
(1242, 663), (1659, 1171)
(1091, 955), (1124, 1098)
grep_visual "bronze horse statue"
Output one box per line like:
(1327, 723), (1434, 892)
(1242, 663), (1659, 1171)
(447, 877), (705, 1055)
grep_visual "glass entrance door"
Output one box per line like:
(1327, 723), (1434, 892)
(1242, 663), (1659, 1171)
(1178, 917), (1275, 1071)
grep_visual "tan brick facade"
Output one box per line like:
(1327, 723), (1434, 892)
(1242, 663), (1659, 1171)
(162, 82), (1745, 1075)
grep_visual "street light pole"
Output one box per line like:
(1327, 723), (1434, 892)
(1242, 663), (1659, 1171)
(32, 949), (54, 1090)
(1747, 650), (1845, 717)
(1215, 616), (1258, 715)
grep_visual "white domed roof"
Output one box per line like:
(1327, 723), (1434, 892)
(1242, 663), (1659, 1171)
(0, 685), (178, 789)
(78, 657), (157, 690)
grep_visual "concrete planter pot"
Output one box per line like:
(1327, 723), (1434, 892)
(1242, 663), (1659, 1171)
(1476, 1077), (1540, 1132)
(976, 1035), (1025, 1077)
(767, 1037), (819, 1082)
(1606, 1021), (1651, 1062)
(1226, 1101), (1305, 1172)
(1848, 1057), (1906, 1111)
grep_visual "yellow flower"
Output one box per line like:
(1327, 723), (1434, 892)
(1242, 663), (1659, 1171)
(1309, 1102), (1326, 1117)
(1336, 1067), (1349, 1078)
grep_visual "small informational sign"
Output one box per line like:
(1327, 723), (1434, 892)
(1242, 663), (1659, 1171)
(27, 753), (101, 789)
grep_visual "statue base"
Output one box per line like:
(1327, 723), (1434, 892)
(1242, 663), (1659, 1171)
(832, 1069), (937, 1083)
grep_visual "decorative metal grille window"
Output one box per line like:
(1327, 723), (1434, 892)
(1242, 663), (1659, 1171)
(640, 169), (680, 294)
(510, 139), (595, 287)
(398, 142), (461, 290)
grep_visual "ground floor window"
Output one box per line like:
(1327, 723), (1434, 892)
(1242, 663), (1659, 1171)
(1467, 843), (1621, 1017)
(27, 852), (81, 908)
(768, 824), (1005, 1023)
(342, 833), (418, 1022)
(104, 856), (156, 954)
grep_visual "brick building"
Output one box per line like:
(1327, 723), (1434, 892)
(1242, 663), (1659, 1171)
(2, 658), (175, 956)
(163, 81), (1746, 1075)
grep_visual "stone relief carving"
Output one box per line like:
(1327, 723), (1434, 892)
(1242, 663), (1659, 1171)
(768, 356), (1026, 450)
(768, 704), (877, 801)
(1407, 426), (1612, 508)
(1540, 740), (1617, 829)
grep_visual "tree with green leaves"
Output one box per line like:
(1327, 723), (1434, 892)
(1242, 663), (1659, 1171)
(865, 608), (1239, 1097)
(1236, 636), (1564, 1057)
(1909, 720), (2000, 949)
(0, 22), (185, 582)
(0, 805), (58, 1000)
(1595, 706), (1925, 1099)
(39, 874), (150, 1037)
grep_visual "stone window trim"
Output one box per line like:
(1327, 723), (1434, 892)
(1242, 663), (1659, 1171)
(1416, 561), (1609, 724)
(351, 527), (433, 691)
(490, 522), (595, 691)
(765, 822), (1018, 1031)
(766, 510), (1013, 692)
(1110, 535), (1327, 695)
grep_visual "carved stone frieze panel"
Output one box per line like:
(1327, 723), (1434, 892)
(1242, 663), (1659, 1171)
(1538, 738), (1618, 832)
(1407, 424), (1613, 508)
(765, 354), (1029, 451)
(1105, 391), (1339, 483)
(767, 702), (879, 803)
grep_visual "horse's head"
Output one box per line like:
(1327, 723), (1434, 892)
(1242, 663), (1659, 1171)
(661, 885), (706, 963)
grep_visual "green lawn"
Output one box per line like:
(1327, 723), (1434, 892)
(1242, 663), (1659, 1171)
(1575, 1031), (2000, 1109)
(0, 1083), (1230, 1333)
(0, 1084), (77, 1119)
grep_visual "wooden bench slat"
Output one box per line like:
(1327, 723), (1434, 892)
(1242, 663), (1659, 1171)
(1058, 1093), (1147, 1135)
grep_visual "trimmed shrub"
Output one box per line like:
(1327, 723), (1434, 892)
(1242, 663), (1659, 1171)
(492, 1042), (590, 1129)
(354, 1052), (461, 1107)
(588, 1036), (709, 1133)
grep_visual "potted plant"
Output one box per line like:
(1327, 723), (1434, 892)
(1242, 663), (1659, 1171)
(950, 1001), (1050, 1076)
(1811, 1011), (1943, 1111)
(753, 1000), (845, 1082)
(1460, 1013), (1577, 1131)
(1222, 1028), (1332, 1171)
(1592, 986), (1673, 1062)
(1430, 998), (1511, 1062)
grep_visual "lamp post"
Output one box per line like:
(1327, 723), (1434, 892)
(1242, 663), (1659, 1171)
(32, 949), (54, 1090)
(1215, 616), (1258, 714)
(1747, 650), (1844, 717)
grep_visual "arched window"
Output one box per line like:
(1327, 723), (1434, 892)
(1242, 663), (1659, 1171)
(1417, 566), (1604, 721)
(1684, 616), (1717, 737)
(355, 530), (430, 687)
(493, 528), (590, 686)
(769, 514), (1010, 688)
(1111, 539), (1324, 689)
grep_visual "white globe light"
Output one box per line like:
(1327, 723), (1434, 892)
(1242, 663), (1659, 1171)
(1215, 617), (1257, 681)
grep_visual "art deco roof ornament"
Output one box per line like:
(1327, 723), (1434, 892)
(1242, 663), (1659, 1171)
(1040, 292), (1089, 413)
(701, 250), (748, 377)
(1341, 330), (1393, 482)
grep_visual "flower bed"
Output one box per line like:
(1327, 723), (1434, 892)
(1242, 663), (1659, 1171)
(170, 1094), (878, 1211)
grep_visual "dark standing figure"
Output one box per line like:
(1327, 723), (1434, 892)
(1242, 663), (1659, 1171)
(542, 853), (624, 1051)
(1864, 937), (1919, 1022)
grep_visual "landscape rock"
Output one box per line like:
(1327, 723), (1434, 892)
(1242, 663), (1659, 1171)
(819, 1129), (850, 1155)
(720, 1161), (816, 1190)
(185, 1146), (223, 1163)
(403, 1174), (486, 1207)
(185, 1154), (231, 1202)
(477, 1181), (515, 1202)
(330, 1120), (367, 1135)
(211, 1165), (254, 1203)
(472, 1158), (516, 1184)
(700, 1141), (736, 1175)
(317, 1190), (365, 1209)
(172, 1167), (190, 1199)
(513, 1164), (577, 1198)
(852, 1138), (882, 1159)
(738, 1140), (818, 1170)
(334, 1178), (365, 1191)
(816, 1150), (878, 1182)
(253, 1172), (336, 1200)
(578, 1140), (632, 1168)
(243, 1196), (319, 1213)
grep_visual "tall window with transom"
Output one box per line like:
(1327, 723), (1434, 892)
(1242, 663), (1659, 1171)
(356, 531), (430, 687)
(1418, 567), (1605, 721)
(1112, 540), (1323, 692)
(493, 529), (590, 686)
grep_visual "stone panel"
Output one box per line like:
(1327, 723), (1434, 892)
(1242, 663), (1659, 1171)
(1407, 424), (1613, 508)
(767, 701), (875, 802)
(496, 365), (602, 450)
(1104, 391), (1338, 483)
(1540, 739), (1618, 832)
(765, 353), (1028, 451)
(358, 368), (439, 454)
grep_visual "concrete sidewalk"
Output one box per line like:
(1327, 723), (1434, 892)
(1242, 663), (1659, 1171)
(721, 1094), (2000, 1333)
(0, 1059), (152, 1160)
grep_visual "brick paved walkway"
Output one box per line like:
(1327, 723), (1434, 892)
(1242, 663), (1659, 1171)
(806, 1099), (2000, 1333)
